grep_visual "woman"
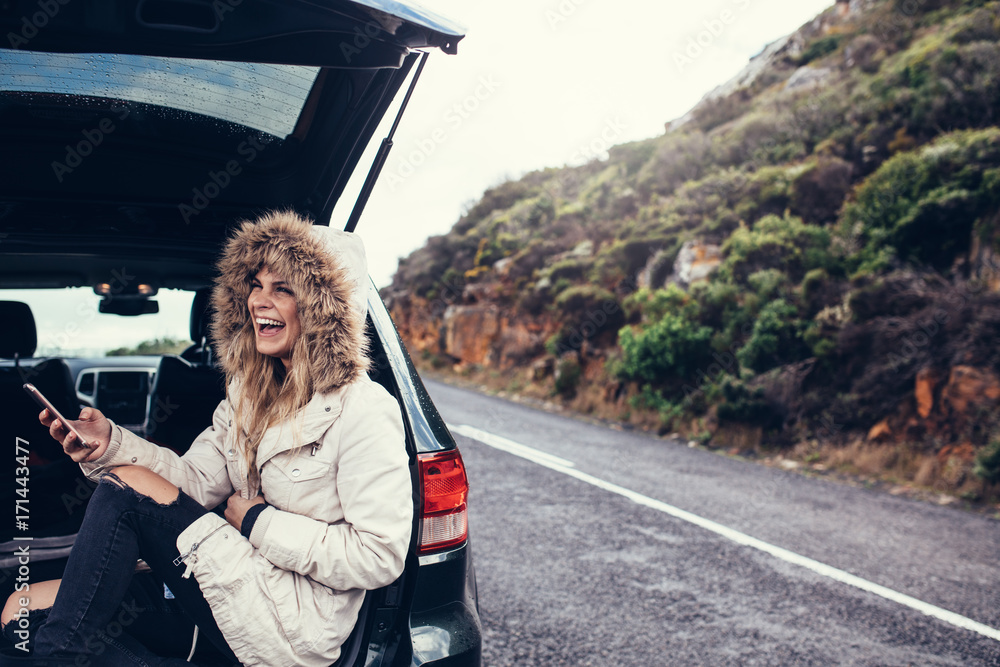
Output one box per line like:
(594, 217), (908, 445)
(1, 211), (413, 665)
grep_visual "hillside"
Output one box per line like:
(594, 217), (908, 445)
(383, 0), (1000, 504)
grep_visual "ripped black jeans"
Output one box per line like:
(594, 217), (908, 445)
(3, 474), (240, 666)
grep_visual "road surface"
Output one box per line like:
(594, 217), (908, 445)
(423, 379), (1000, 666)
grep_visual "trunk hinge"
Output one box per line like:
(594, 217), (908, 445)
(344, 51), (429, 233)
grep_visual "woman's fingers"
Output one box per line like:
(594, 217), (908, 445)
(48, 417), (66, 441)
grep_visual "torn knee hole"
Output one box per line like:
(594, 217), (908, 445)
(101, 470), (179, 506)
(103, 471), (128, 489)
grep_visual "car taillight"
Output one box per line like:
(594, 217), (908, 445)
(418, 449), (469, 554)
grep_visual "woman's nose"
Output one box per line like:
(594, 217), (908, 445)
(250, 290), (273, 310)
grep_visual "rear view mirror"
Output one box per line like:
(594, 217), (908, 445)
(99, 297), (159, 316)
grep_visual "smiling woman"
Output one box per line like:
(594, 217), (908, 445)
(248, 268), (302, 367)
(2, 211), (413, 666)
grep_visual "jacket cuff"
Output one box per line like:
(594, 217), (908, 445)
(79, 421), (124, 478)
(240, 502), (269, 539)
(248, 506), (277, 549)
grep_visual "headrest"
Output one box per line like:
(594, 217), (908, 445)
(189, 288), (213, 343)
(0, 301), (37, 358)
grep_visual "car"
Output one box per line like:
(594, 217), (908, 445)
(0, 0), (481, 664)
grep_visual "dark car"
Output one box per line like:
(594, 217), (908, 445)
(0, 1), (481, 664)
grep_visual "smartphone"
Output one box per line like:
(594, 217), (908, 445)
(23, 383), (94, 449)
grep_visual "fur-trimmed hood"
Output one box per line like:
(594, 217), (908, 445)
(210, 211), (370, 394)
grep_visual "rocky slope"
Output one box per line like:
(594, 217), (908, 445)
(384, 0), (1000, 504)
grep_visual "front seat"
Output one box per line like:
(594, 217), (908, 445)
(0, 300), (80, 463)
(144, 289), (226, 453)
(0, 301), (89, 592)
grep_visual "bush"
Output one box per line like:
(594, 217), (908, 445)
(736, 299), (804, 373)
(716, 378), (777, 427)
(548, 285), (625, 353)
(798, 35), (842, 65)
(635, 132), (712, 198)
(839, 128), (1000, 276)
(617, 312), (714, 386)
(721, 213), (834, 283)
(789, 157), (853, 225)
(974, 437), (1000, 483)
(554, 356), (582, 397)
(623, 284), (699, 323)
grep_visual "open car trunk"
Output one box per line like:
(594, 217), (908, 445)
(0, 0), (463, 289)
(0, 2), (473, 664)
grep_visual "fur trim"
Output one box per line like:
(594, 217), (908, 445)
(210, 211), (370, 394)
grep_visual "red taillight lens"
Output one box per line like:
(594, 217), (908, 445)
(418, 449), (469, 554)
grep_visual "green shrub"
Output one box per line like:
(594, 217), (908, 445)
(716, 378), (776, 427)
(839, 128), (1000, 276)
(554, 356), (582, 397)
(629, 385), (685, 428)
(721, 214), (834, 283)
(617, 312), (714, 385)
(547, 257), (591, 282)
(736, 299), (804, 373)
(747, 269), (789, 302)
(974, 437), (1000, 483)
(549, 285), (625, 352)
(798, 35), (842, 65)
(623, 284), (699, 323)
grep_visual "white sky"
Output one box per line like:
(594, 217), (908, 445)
(336, 0), (836, 287)
(9, 0), (835, 356)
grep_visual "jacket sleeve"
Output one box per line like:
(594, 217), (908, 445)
(248, 383), (413, 591)
(79, 398), (235, 510)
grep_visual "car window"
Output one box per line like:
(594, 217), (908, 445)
(0, 50), (319, 138)
(1, 288), (194, 357)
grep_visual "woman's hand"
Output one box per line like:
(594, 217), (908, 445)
(39, 407), (111, 463)
(225, 492), (266, 531)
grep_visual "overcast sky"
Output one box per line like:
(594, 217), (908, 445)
(10, 0), (836, 355)
(335, 0), (836, 287)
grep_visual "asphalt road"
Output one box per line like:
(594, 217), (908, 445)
(422, 378), (1000, 666)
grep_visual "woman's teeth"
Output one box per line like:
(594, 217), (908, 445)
(256, 317), (285, 331)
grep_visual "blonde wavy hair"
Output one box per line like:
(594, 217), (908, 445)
(210, 212), (369, 494)
(226, 279), (312, 494)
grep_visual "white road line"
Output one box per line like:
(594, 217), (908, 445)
(450, 422), (1000, 643)
(450, 423), (576, 469)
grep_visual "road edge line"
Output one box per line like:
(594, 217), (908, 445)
(450, 423), (1000, 644)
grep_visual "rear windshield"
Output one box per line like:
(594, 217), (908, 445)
(1, 288), (193, 357)
(0, 49), (319, 137)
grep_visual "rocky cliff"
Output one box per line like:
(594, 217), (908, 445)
(384, 0), (1000, 502)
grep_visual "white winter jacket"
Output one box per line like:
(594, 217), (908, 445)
(81, 375), (412, 666)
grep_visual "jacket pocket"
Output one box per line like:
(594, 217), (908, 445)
(260, 450), (333, 511)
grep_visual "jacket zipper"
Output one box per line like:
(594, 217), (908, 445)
(173, 523), (227, 578)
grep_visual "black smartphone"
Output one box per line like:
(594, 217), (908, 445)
(23, 383), (94, 449)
